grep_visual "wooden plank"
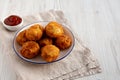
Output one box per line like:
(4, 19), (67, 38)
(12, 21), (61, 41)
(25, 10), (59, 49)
(0, 0), (120, 80)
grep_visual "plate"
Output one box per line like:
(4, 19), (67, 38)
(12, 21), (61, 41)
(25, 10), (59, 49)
(13, 21), (75, 64)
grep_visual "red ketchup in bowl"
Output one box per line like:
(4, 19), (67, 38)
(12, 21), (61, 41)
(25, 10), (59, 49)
(4, 15), (22, 26)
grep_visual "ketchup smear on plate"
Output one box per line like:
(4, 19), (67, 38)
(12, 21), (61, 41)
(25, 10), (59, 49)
(4, 15), (22, 26)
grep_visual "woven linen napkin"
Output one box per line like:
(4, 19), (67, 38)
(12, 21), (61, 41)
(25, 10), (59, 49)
(0, 10), (101, 80)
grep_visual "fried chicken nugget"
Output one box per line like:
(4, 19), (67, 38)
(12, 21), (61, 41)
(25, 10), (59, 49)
(25, 24), (43, 41)
(39, 37), (53, 47)
(45, 21), (64, 38)
(20, 41), (40, 59)
(55, 35), (72, 49)
(16, 30), (27, 46)
(41, 45), (60, 62)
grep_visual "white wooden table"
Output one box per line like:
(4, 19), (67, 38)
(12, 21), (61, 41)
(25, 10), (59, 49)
(0, 0), (120, 80)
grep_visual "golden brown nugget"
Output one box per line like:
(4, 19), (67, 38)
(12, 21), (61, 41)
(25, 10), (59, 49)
(45, 21), (64, 38)
(20, 41), (40, 59)
(16, 30), (27, 46)
(25, 24), (43, 41)
(39, 37), (53, 47)
(41, 45), (60, 62)
(55, 35), (72, 49)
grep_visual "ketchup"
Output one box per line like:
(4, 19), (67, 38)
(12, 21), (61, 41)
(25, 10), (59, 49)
(4, 15), (22, 26)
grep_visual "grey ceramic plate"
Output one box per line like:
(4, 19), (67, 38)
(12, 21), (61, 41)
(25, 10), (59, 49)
(13, 21), (75, 64)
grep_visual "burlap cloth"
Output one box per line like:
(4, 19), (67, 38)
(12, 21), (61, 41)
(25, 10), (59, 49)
(0, 10), (101, 80)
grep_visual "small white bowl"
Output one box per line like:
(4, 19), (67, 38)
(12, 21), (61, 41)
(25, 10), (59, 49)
(2, 15), (23, 31)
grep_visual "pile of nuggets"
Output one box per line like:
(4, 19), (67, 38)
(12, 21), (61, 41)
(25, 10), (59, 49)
(16, 21), (72, 62)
